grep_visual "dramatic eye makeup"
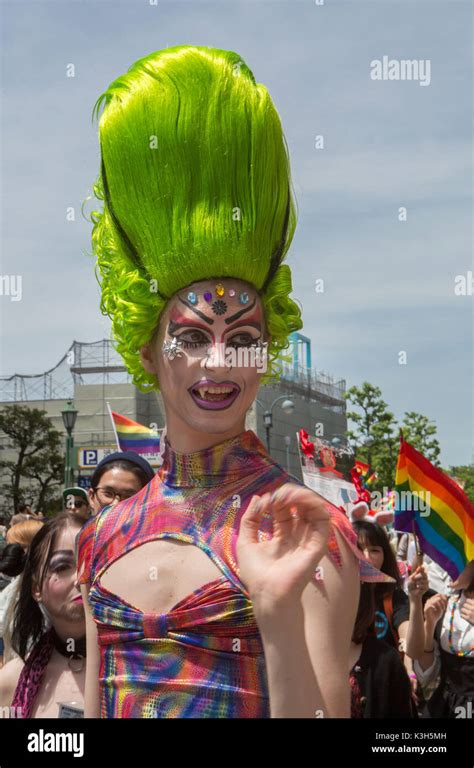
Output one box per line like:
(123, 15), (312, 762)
(167, 319), (263, 349)
(48, 550), (75, 575)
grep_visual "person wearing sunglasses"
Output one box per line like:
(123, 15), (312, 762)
(63, 488), (91, 523)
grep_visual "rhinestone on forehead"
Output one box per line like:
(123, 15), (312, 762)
(212, 299), (227, 315)
(187, 291), (198, 305)
(203, 291), (212, 303)
(215, 283), (225, 297)
(239, 291), (249, 305)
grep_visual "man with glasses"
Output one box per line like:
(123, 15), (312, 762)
(87, 452), (155, 517)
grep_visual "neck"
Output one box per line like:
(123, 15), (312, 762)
(164, 412), (247, 453)
(52, 620), (86, 644)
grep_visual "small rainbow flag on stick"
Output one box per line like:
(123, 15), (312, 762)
(107, 404), (161, 456)
(394, 434), (474, 580)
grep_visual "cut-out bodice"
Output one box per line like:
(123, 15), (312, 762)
(76, 429), (389, 718)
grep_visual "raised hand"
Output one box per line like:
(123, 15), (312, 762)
(460, 597), (474, 625)
(236, 484), (331, 618)
(424, 593), (448, 627)
(407, 565), (429, 600)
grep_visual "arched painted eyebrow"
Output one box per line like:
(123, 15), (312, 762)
(178, 296), (214, 324)
(225, 296), (257, 324)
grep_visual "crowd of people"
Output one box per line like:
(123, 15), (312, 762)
(0, 447), (472, 719)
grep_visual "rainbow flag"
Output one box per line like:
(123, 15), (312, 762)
(394, 435), (474, 580)
(108, 408), (161, 455)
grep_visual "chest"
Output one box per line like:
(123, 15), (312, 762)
(99, 539), (226, 615)
(31, 653), (85, 718)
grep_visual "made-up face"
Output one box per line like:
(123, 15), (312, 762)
(33, 524), (85, 626)
(141, 278), (270, 436)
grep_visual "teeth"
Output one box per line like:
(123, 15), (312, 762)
(196, 385), (235, 399)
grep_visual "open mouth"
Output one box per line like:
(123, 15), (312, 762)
(188, 381), (241, 410)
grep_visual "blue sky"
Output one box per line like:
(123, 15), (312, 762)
(1, 0), (472, 467)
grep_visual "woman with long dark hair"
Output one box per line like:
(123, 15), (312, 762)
(0, 512), (86, 718)
(414, 561), (474, 717)
(349, 583), (414, 717)
(353, 520), (428, 707)
(0, 519), (43, 665)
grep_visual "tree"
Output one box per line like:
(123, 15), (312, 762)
(0, 405), (65, 518)
(345, 382), (395, 457)
(401, 412), (440, 465)
(345, 384), (441, 496)
(447, 465), (474, 504)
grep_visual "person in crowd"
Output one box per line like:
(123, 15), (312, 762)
(349, 583), (414, 718)
(0, 544), (26, 667)
(414, 560), (474, 717)
(353, 520), (428, 706)
(0, 544), (24, 593)
(0, 512), (86, 717)
(76, 44), (391, 720)
(0, 519), (44, 664)
(8, 514), (29, 529)
(86, 451), (155, 516)
(6, 519), (44, 550)
(63, 487), (91, 523)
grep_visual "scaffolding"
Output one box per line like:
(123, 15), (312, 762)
(0, 340), (131, 404)
(0, 339), (346, 413)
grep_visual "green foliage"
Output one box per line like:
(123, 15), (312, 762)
(447, 465), (474, 504)
(401, 412), (440, 465)
(345, 382), (441, 494)
(0, 405), (65, 518)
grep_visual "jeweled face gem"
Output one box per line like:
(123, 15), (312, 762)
(239, 291), (249, 305)
(162, 337), (184, 360)
(187, 291), (198, 305)
(212, 299), (227, 315)
(228, 289), (236, 297)
(203, 291), (213, 303)
(215, 283), (225, 297)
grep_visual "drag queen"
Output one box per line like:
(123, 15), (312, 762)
(77, 45), (390, 718)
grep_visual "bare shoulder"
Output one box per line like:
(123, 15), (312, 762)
(0, 656), (24, 707)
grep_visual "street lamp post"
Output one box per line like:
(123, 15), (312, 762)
(256, 395), (294, 453)
(284, 435), (291, 473)
(61, 400), (78, 488)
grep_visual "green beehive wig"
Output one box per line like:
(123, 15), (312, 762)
(89, 45), (303, 391)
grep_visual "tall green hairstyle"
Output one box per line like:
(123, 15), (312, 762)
(89, 45), (303, 391)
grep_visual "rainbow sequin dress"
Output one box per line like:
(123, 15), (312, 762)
(76, 429), (389, 718)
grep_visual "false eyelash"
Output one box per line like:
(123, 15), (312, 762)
(176, 339), (209, 349)
(227, 339), (259, 349)
(172, 335), (261, 349)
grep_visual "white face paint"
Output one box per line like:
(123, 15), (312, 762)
(140, 278), (271, 441)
